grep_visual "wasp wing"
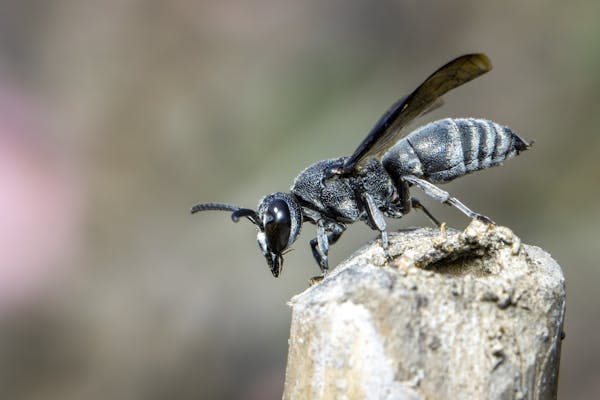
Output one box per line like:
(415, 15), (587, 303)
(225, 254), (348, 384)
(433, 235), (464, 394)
(337, 53), (492, 175)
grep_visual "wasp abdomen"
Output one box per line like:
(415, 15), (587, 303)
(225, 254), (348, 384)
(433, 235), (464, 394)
(383, 118), (530, 183)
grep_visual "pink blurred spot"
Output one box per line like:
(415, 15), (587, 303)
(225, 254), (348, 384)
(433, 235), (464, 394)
(0, 82), (81, 314)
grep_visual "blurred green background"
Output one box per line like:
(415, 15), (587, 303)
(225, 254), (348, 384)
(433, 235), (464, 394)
(0, 1), (598, 399)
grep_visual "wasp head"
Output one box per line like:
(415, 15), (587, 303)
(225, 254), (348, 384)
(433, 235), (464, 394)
(191, 192), (302, 278)
(255, 193), (302, 277)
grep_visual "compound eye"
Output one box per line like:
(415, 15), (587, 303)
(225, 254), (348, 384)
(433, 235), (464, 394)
(264, 199), (291, 253)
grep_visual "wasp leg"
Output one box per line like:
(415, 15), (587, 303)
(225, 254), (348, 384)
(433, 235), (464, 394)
(411, 197), (441, 227)
(363, 193), (392, 262)
(309, 220), (346, 283)
(403, 175), (494, 224)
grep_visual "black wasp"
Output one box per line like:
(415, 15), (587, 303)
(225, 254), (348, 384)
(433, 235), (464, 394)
(191, 53), (530, 281)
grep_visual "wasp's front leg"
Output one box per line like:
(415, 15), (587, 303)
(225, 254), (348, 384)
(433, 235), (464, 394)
(309, 220), (346, 284)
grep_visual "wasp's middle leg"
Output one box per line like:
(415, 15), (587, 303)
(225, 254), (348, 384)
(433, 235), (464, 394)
(363, 192), (393, 262)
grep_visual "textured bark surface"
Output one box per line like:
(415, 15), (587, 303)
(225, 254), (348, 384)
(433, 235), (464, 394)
(283, 221), (565, 400)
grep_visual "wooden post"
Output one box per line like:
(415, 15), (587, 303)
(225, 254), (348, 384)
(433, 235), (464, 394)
(283, 221), (565, 400)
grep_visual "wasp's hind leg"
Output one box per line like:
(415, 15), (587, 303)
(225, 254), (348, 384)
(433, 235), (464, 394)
(309, 220), (346, 285)
(403, 175), (494, 224)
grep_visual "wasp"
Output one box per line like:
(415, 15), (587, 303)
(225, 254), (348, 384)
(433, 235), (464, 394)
(191, 53), (530, 280)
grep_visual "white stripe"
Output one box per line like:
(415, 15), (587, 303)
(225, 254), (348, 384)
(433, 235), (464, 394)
(481, 119), (495, 168)
(446, 119), (464, 173)
(465, 118), (480, 170)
